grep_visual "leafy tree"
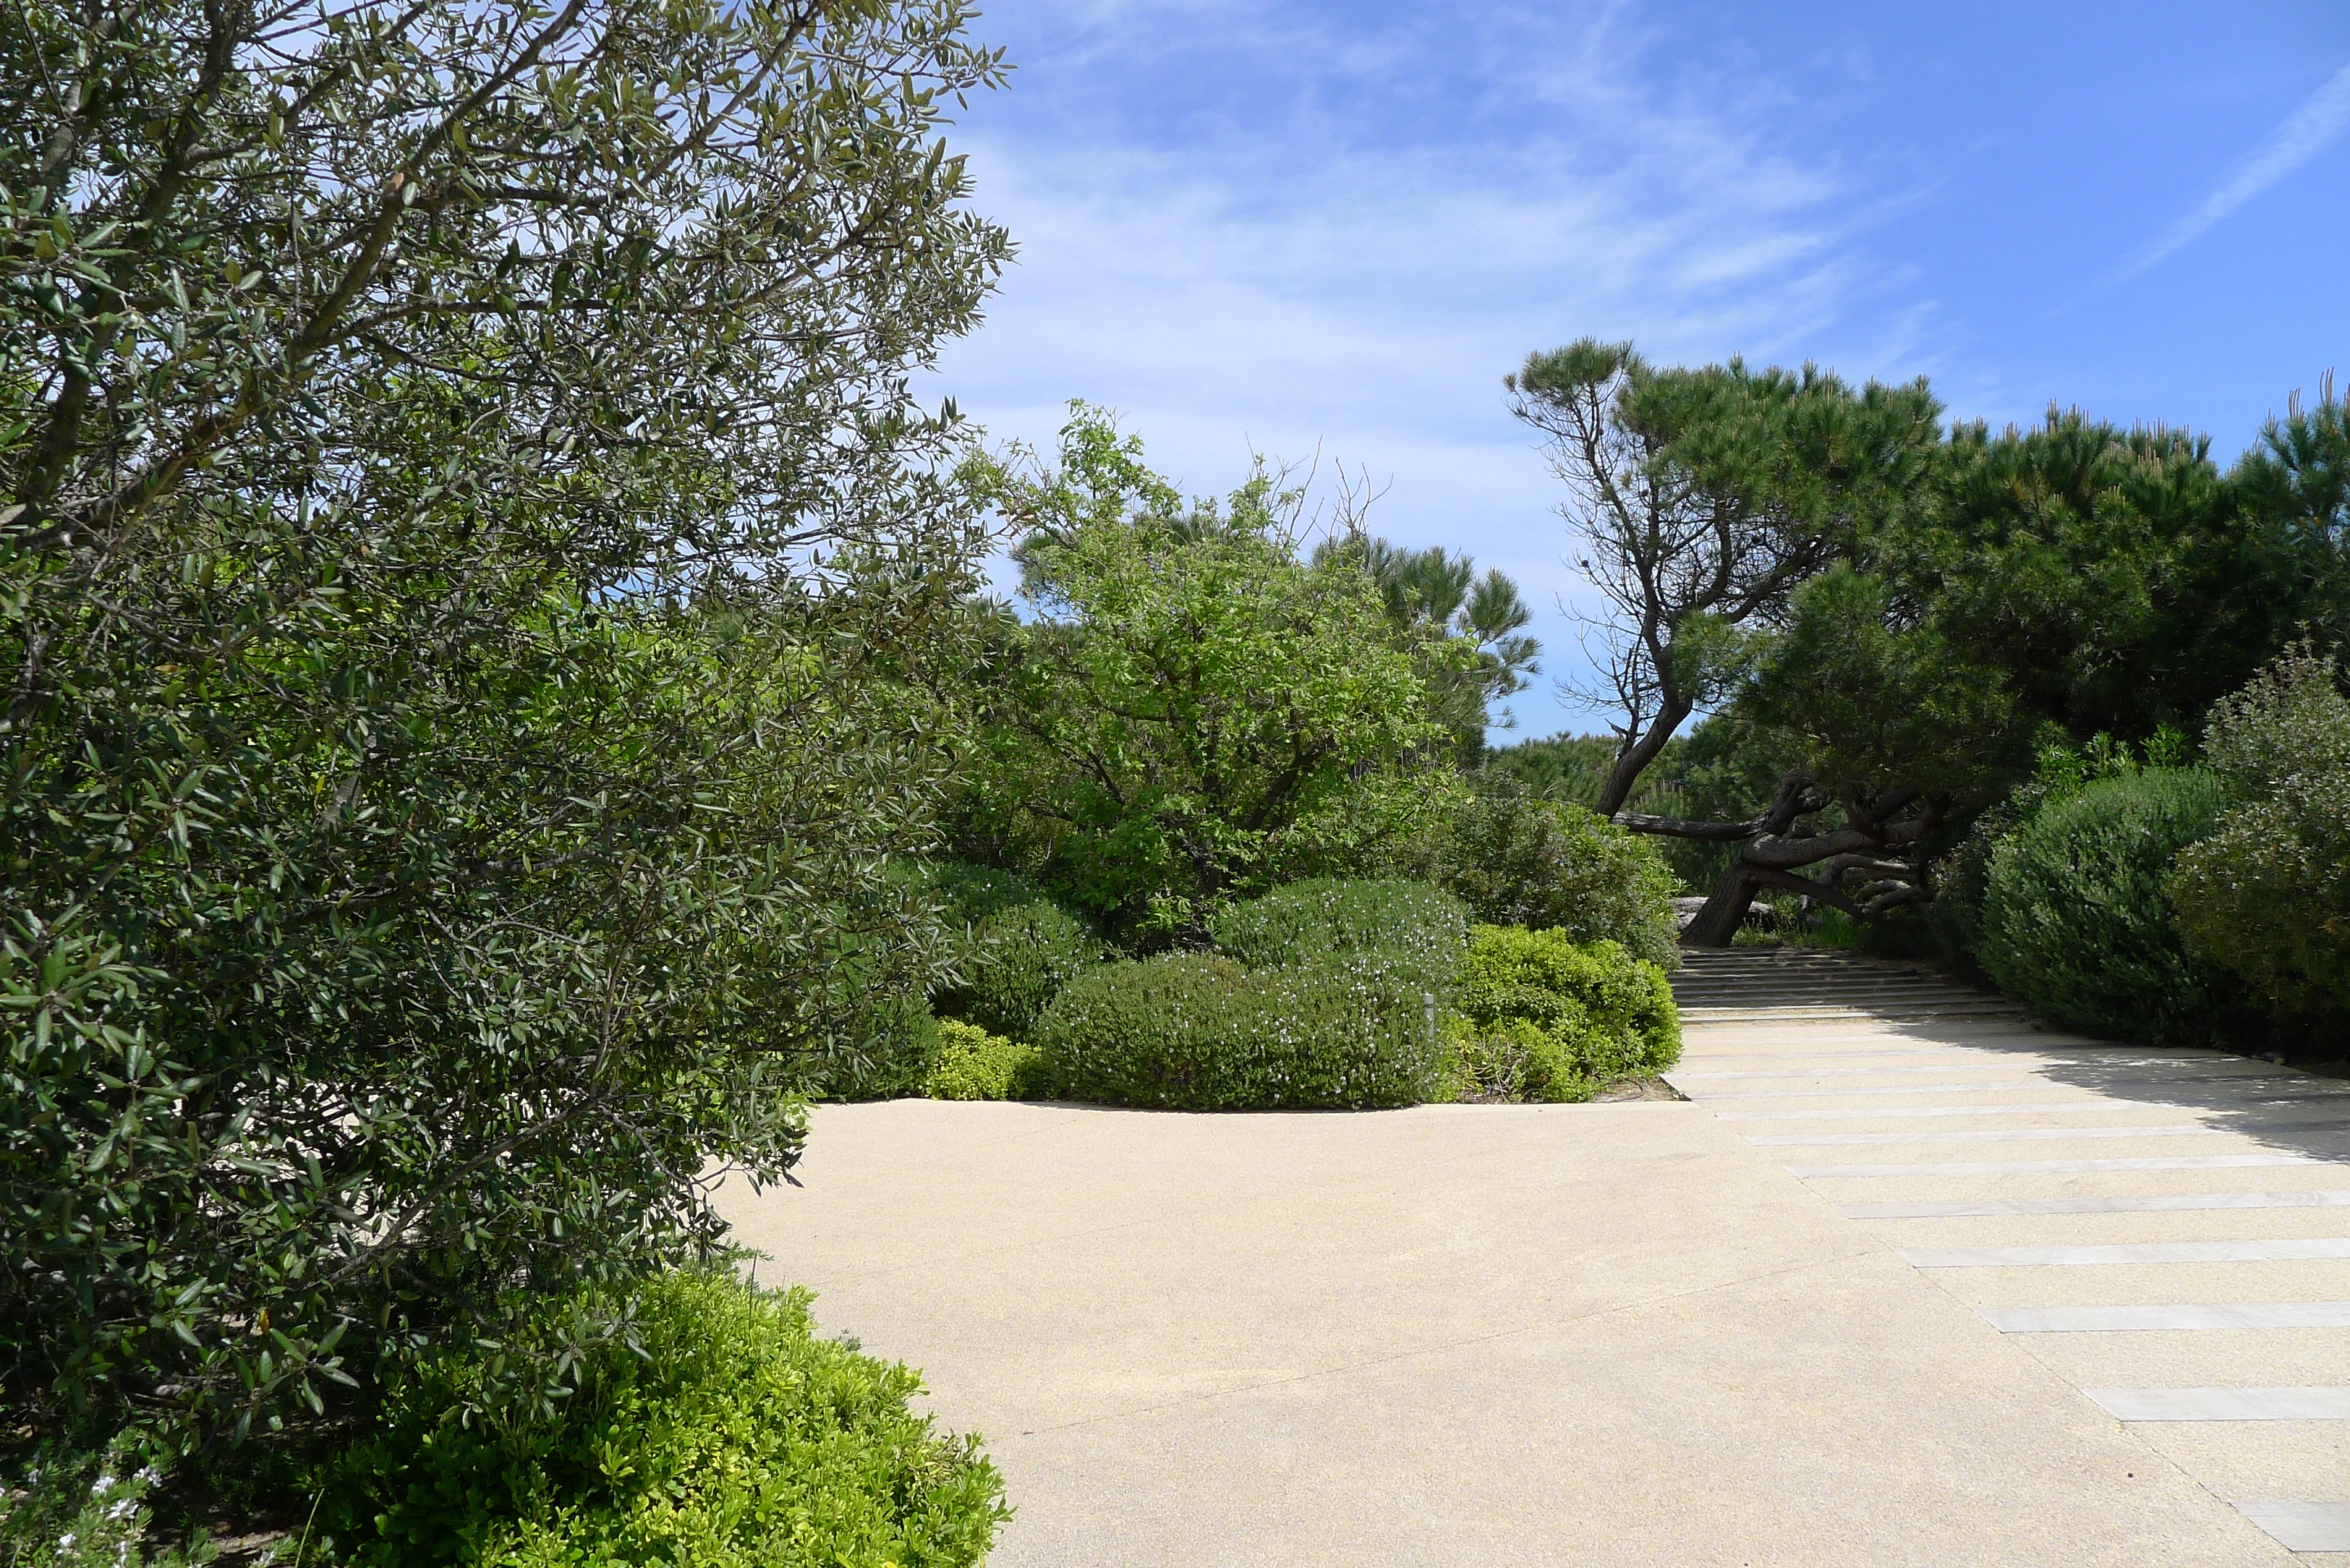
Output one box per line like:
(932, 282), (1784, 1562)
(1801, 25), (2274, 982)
(952, 408), (1460, 942)
(1525, 346), (2343, 945)
(2, 0), (1006, 1446)
(1316, 534), (1538, 759)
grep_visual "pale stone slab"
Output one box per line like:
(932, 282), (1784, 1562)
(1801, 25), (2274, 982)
(2235, 1502), (2350, 1551)
(1908, 1239), (2350, 1267)
(1690, 1081), (2044, 1100)
(1722, 1102), (2165, 1121)
(2089, 1387), (2350, 1420)
(1792, 1155), (2342, 1178)
(1850, 1192), (2350, 1218)
(1754, 1125), (2228, 1147)
(1984, 1303), (2350, 1332)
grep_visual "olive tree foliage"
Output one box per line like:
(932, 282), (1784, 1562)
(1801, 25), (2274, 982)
(951, 408), (1462, 943)
(1505, 340), (1942, 817)
(1, 0), (1008, 1443)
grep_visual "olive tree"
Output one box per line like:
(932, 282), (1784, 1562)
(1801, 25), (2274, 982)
(2, 0), (1007, 1442)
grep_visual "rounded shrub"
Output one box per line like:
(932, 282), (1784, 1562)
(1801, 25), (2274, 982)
(318, 1269), (1007, 1567)
(1034, 952), (1446, 1110)
(1206, 877), (1469, 993)
(1437, 786), (1680, 969)
(923, 1019), (1053, 1101)
(1978, 767), (2236, 1045)
(934, 898), (1108, 1042)
(1451, 925), (1679, 1098)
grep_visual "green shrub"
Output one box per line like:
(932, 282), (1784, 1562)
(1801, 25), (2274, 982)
(1434, 786), (1680, 969)
(1206, 878), (1468, 992)
(1978, 767), (2236, 1045)
(316, 1269), (1006, 1568)
(934, 899), (1108, 1042)
(922, 861), (1056, 927)
(1441, 1016), (1593, 1105)
(1451, 925), (1679, 1099)
(1035, 953), (1445, 1110)
(922, 1021), (1052, 1101)
(2171, 652), (2350, 1031)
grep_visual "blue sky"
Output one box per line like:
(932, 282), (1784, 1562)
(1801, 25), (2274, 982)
(926, 1), (2350, 741)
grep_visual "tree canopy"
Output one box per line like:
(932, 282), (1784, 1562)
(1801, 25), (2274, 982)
(948, 408), (1477, 942)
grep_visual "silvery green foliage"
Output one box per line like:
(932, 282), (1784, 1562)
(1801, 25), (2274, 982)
(2172, 651), (2350, 1027)
(1206, 878), (1468, 996)
(1, 0), (1006, 1440)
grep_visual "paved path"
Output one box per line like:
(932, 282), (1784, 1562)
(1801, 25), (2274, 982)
(1668, 951), (2350, 1562)
(715, 963), (2343, 1565)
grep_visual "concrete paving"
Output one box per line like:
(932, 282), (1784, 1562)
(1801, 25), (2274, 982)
(712, 982), (2345, 1565)
(1670, 973), (2350, 1567)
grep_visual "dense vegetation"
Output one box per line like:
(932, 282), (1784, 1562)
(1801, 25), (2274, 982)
(8, 0), (2342, 1554)
(2, 0), (1018, 1557)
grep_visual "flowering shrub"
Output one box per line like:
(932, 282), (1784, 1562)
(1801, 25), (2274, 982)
(1206, 879), (1466, 995)
(0, 1438), (200, 1567)
(1034, 954), (1446, 1110)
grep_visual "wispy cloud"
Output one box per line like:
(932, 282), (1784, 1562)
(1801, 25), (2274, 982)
(2122, 57), (2350, 278)
(930, 2), (1938, 733)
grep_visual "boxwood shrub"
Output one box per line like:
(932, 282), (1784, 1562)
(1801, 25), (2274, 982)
(1451, 925), (1679, 1101)
(1978, 766), (2236, 1045)
(934, 898), (1108, 1042)
(1034, 952), (1446, 1110)
(923, 1019), (1053, 1101)
(317, 1269), (1007, 1567)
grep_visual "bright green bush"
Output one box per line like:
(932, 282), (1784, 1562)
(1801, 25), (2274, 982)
(316, 1270), (1006, 1568)
(1206, 878), (1468, 991)
(1978, 767), (2236, 1045)
(2171, 653), (2350, 1030)
(1034, 953), (1445, 1110)
(1451, 926), (1679, 1099)
(1434, 786), (1681, 969)
(1441, 1016), (1593, 1104)
(922, 1021), (1051, 1102)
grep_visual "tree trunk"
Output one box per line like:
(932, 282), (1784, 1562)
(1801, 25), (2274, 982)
(1683, 860), (1764, 947)
(1594, 693), (1693, 817)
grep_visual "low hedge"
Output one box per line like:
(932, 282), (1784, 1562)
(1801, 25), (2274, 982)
(1207, 877), (1467, 993)
(923, 1019), (1051, 1101)
(1034, 953), (1446, 1110)
(317, 1269), (1007, 1567)
(1978, 766), (2236, 1045)
(1450, 925), (1679, 1101)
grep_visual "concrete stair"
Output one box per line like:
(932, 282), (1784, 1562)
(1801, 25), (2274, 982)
(1671, 946), (2028, 1024)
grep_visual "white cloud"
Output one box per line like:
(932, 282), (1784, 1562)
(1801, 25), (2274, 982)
(2122, 56), (2350, 278)
(929, 2), (1938, 736)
